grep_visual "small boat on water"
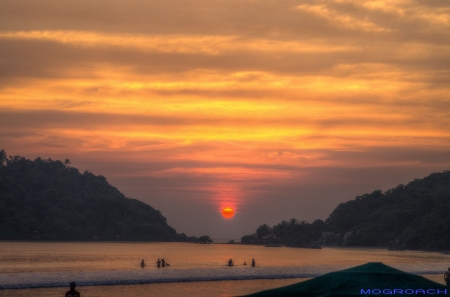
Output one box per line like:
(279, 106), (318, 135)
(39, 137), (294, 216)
(264, 244), (283, 247)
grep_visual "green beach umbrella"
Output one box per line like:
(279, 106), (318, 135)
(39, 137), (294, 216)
(242, 262), (448, 297)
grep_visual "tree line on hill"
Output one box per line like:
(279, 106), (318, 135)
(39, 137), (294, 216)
(0, 150), (181, 241)
(242, 170), (450, 250)
(2, 149), (449, 248)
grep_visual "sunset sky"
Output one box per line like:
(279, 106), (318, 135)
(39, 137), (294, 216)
(1, 0), (449, 238)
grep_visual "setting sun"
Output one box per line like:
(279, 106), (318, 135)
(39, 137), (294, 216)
(222, 207), (234, 219)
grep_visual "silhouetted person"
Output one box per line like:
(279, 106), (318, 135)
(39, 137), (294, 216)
(141, 259), (146, 268)
(445, 268), (450, 286)
(156, 259), (161, 268)
(65, 282), (80, 297)
(228, 259), (234, 267)
(161, 258), (166, 267)
(251, 258), (256, 267)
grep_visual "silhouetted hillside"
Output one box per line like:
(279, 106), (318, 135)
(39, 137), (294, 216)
(325, 170), (450, 249)
(0, 150), (177, 241)
(242, 170), (450, 250)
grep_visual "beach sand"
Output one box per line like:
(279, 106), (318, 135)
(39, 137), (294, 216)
(0, 274), (446, 297)
(0, 278), (307, 297)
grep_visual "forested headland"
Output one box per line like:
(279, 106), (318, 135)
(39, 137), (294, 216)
(242, 170), (450, 250)
(0, 150), (181, 241)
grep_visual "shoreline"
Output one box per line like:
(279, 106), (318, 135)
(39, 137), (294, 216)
(0, 278), (309, 297)
(2, 241), (449, 293)
(1, 240), (447, 253)
(242, 243), (450, 253)
(0, 274), (447, 297)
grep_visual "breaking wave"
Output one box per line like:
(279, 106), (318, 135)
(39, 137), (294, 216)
(0, 264), (443, 290)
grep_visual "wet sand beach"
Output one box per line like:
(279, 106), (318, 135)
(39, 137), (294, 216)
(0, 278), (307, 297)
(0, 274), (446, 297)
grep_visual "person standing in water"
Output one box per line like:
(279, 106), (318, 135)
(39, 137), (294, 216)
(445, 268), (450, 286)
(251, 258), (256, 267)
(65, 282), (81, 297)
(228, 259), (234, 267)
(141, 259), (146, 268)
(161, 258), (166, 267)
(156, 259), (161, 268)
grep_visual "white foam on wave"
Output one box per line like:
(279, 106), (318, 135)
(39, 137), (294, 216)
(0, 265), (334, 289)
(0, 263), (443, 290)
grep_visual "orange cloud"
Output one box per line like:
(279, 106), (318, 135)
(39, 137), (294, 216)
(1, 0), (449, 235)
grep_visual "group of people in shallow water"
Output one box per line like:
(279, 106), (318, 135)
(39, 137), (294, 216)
(140, 258), (169, 268)
(156, 258), (169, 268)
(140, 258), (255, 268)
(228, 258), (256, 267)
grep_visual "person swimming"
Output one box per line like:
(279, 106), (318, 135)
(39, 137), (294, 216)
(243, 262), (247, 265)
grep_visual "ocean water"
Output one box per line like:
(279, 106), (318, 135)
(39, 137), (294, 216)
(0, 242), (448, 296)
